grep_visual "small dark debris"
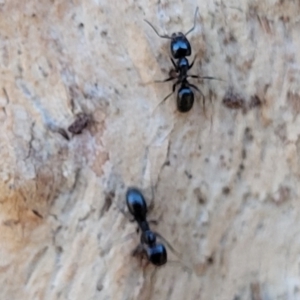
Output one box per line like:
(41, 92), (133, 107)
(249, 95), (262, 108)
(194, 187), (207, 204)
(100, 192), (114, 217)
(68, 113), (90, 135)
(97, 282), (103, 291)
(101, 30), (107, 37)
(242, 148), (246, 159)
(78, 23), (84, 28)
(56, 246), (63, 253)
(223, 90), (245, 109)
(222, 187), (230, 195)
(207, 255), (214, 264)
(244, 127), (254, 142)
(32, 210), (43, 218)
(250, 282), (262, 300)
(184, 170), (192, 179)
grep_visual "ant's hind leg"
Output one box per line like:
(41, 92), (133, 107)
(189, 83), (204, 99)
(189, 83), (206, 114)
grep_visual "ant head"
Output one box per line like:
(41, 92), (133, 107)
(146, 243), (167, 266)
(126, 188), (148, 221)
(141, 230), (156, 246)
(170, 32), (191, 59)
(177, 84), (194, 113)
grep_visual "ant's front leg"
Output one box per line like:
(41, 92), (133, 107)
(188, 55), (197, 70)
(188, 83), (204, 98)
(170, 57), (178, 71)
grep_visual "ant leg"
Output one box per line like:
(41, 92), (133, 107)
(148, 219), (158, 226)
(144, 20), (172, 39)
(188, 55), (197, 70)
(188, 75), (224, 81)
(154, 77), (176, 83)
(132, 244), (151, 267)
(155, 232), (181, 257)
(185, 7), (199, 36)
(154, 59), (179, 82)
(131, 243), (144, 256)
(170, 58), (177, 70)
(188, 83), (205, 98)
(189, 83), (206, 114)
(152, 81), (180, 113)
(161, 81), (178, 102)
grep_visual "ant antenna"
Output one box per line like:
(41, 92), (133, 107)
(155, 232), (181, 258)
(144, 19), (172, 40)
(185, 7), (199, 36)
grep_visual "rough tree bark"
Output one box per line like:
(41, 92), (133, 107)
(0, 0), (300, 299)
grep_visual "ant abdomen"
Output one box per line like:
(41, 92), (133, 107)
(177, 85), (194, 112)
(126, 187), (148, 222)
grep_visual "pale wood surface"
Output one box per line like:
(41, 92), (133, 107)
(1, 1), (300, 299)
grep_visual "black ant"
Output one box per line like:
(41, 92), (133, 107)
(145, 8), (220, 112)
(126, 187), (167, 266)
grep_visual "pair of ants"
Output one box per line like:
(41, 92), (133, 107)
(145, 7), (220, 113)
(124, 8), (220, 267)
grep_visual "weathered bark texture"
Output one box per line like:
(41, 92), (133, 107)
(1, 0), (300, 299)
